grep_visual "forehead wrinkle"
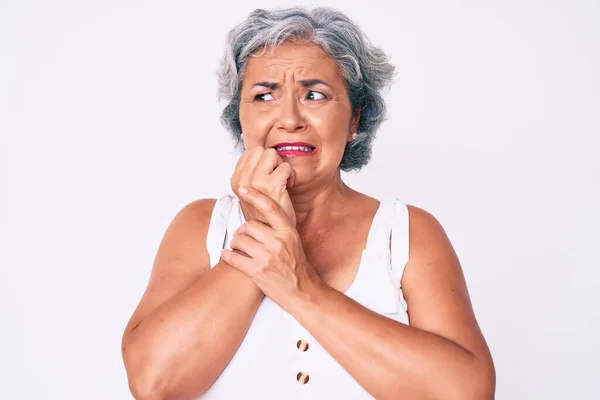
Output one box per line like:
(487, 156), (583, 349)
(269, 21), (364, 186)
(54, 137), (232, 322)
(249, 43), (335, 70)
(259, 65), (317, 87)
(244, 48), (342, 91)
(265, 60), (319, 71)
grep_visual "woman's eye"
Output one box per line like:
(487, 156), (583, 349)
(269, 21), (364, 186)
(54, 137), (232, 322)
(255, 93), (274, 102)
(306, 91), (326, 101)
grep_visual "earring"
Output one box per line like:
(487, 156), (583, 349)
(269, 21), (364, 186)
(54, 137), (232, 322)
(351, 132), (358, 140)
(240, 133), (244, 140)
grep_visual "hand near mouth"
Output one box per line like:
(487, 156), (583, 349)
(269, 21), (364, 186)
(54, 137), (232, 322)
(230, 145), (297, 227)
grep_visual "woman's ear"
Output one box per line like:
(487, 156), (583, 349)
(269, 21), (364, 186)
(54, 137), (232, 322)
(349, 109), (361, 140)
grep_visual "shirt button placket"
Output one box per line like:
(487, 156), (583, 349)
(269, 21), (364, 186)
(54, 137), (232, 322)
(296, 337), (310, 386)
(296, 331), (316, 399)
(295, 336), (310, 386)
(284, 309), (313, 398)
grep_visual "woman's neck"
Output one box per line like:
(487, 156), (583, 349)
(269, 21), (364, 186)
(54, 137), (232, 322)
(288, 171), (355, 228)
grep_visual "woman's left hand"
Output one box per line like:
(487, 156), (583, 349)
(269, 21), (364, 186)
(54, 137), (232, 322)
(221, 186), (321, 311)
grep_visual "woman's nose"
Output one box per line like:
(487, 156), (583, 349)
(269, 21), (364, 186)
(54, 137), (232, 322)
(276, 96), (306, 133)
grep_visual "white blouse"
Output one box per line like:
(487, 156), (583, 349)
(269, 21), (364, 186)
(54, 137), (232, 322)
(201, 194), (410, 399)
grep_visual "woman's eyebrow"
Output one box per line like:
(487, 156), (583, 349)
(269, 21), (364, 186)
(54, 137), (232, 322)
(252, 81), (279, 90)
(251, 79), (332, 90)
(298, 79), (332, 89)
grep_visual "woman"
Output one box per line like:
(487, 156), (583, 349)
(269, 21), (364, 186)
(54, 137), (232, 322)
(122, 7), (495, 399)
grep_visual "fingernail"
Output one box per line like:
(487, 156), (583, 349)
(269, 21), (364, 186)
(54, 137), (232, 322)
(239, 186), (249, 194)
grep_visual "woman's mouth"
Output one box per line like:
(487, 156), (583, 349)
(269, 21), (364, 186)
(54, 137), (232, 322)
(273, 143), (317, 157)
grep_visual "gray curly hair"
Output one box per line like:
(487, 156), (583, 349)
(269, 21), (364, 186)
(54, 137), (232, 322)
(217, 7), (395, 172)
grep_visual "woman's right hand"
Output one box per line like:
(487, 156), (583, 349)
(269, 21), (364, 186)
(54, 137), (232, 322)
(230, 146), (297, 227)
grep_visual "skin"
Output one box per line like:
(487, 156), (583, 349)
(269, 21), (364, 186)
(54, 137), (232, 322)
(238, 43), (365, 225)
(121, 43), (496, 399)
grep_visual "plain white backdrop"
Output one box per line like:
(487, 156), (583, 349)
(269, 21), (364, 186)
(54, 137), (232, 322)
(1, 0), (598, 398)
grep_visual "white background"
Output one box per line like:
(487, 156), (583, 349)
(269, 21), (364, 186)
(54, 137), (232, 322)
(1, 0), (599, 399)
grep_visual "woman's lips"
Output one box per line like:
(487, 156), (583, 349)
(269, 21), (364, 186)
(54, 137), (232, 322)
(272, 143), (317, 158)
(277, 147), (317, 157)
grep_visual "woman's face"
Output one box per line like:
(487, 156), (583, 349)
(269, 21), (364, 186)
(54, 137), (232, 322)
(239, 43), (359, 186)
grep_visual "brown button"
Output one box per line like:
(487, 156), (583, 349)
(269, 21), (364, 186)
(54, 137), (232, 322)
(296, 372), (310, 384)
(296, 339), (309, 352)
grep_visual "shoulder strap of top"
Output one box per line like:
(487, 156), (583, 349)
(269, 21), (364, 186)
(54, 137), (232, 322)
(364, 199), (395, 251)
(390, 199), (410, 289)
(205, 194), (246, 268)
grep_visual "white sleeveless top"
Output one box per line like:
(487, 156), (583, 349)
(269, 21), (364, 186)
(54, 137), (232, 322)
(202, 194), (410, 399)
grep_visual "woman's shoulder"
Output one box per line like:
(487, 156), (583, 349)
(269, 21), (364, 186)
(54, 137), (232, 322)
(346, 191), (443, 228)
(160, 198), (220, 249)
(396, 202), (451, 262)
(173, 198), (218, 226)
(404, 204), (447, 243)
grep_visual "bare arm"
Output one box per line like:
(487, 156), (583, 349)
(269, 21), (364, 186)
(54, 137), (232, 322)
(121, 199), (264, 400)
(287, 205), (496, 400)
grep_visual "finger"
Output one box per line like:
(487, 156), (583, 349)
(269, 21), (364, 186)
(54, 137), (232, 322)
(270, 161), (296, 191)
(254, 148), (281, 176)
(240, 146), (265, 187)
(220, 249), (253, 276)
(235, 220), (277, 244)
(237, 186), (291, 230)
(233, 146), (252, 177)
(230, 232), (265, 258)
(231, 146), (255, 193)
(231, 151), (248, 187)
